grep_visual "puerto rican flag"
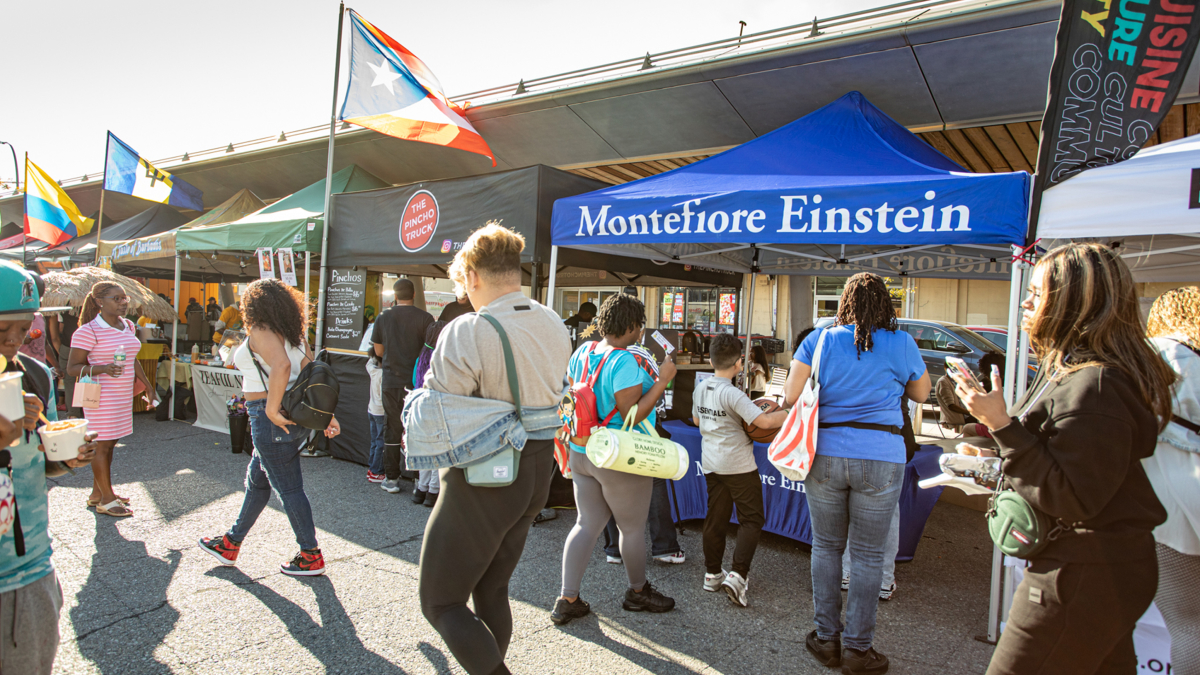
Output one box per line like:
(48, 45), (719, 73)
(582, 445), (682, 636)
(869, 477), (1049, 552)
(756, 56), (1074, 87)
(340, 11), (495, 165)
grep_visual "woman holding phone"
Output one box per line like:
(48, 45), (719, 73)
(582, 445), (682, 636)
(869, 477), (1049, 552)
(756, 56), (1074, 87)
(67, 281), (157, 518)
(952, 244), (1174, 675)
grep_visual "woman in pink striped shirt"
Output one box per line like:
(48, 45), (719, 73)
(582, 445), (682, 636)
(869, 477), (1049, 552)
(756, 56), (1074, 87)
(67, 281), (157, 517)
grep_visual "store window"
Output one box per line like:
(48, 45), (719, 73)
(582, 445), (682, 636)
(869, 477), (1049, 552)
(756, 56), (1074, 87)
(660, 287), (739, 333)
(813, 277), (903, 321)
(557, 288), (621, 321)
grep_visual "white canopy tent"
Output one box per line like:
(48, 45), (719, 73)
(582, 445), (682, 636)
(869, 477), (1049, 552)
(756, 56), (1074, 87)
(1038, 134), (1200, 282)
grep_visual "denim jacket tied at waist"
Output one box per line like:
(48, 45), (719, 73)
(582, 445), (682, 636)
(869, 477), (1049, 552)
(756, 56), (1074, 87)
(402, 386), (564, 470)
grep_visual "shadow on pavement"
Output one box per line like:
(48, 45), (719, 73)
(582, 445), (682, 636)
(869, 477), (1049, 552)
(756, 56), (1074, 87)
(70, 524), (181, 674)
(205, 568), (406, 674)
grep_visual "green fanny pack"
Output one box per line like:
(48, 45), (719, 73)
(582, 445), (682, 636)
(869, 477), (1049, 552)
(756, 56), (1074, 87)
(986, 477), (1075, 559)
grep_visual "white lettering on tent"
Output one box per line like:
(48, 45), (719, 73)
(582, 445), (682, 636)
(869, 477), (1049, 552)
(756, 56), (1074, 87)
(577, 205), (611, 236)
(570, 193), (972, 238)
(940, 205), (971, 231)
(780, 196), (809, 232)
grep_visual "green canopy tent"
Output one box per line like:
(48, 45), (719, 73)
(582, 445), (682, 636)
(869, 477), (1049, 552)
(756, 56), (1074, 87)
(166, 165), (389, 395)
(102, 189), (267, 282)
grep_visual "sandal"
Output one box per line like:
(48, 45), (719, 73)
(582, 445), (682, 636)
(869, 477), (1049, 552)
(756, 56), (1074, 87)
(95, 500), (133, 518)
(87, 497), (130, 508)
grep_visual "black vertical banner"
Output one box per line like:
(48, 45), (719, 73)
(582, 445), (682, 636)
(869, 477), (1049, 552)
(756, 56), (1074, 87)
(1030, 0), (1200, 240)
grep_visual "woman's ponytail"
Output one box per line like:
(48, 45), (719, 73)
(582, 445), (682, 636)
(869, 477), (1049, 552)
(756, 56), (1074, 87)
(79, 281), (118, 326)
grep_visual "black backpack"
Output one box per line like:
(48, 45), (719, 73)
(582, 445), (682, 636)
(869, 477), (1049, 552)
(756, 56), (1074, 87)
(249, 343), (340, 430)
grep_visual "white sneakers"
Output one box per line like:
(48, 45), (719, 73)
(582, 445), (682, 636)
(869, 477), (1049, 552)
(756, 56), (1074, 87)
(721, 571), (749, 607)
(703, 570), (728, 593)
(652, 551), (686, 564)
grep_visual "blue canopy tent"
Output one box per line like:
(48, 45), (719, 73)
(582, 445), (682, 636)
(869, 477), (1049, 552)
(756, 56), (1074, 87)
(549, 91), (1033, 642)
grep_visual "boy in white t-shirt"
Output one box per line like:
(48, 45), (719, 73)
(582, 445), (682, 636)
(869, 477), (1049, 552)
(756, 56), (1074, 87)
(692, 334), (787, 607)
(365, 352), (386, 483)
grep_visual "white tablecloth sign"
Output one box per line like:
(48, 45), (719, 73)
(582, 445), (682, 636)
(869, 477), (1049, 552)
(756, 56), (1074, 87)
(1004, 559), (1171, 670)
(190, 364), (243, 434)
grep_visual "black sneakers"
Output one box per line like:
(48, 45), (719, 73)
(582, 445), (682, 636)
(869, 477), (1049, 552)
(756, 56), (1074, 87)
(411, 489), (427, 504)
(550, 596), (591, 625)
(841, 646), (889, 674)
(806, 630), (841, 667)
(280, 548), (326, 576)
(621, 580), (675, 613)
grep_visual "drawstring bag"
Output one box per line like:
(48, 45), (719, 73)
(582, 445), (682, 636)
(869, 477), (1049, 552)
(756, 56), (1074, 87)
(585, 404), (689, 480)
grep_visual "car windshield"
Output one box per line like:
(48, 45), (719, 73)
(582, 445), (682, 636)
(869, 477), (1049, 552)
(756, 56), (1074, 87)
(975, 331), (1006, 349)
(944, 325), (1002, 353)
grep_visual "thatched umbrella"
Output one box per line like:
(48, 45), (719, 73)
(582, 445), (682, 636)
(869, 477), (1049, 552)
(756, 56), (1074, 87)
(40, 267), (178, 323)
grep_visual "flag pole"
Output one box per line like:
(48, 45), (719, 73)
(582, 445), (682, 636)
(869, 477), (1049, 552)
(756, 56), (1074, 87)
(95, 133), (110, 266)
(314, 2), (346, 352)
(22, 153), (27, 267)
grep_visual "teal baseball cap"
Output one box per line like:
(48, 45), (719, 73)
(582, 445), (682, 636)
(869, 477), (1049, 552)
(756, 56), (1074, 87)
(0, 261), (70, 318)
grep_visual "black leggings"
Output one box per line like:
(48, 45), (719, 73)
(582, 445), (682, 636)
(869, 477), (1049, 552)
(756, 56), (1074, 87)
(418, 439), (555, 675)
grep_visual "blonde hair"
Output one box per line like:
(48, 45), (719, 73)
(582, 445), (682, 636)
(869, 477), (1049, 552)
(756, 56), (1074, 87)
(1029, 243), (1176, 429)
(447, 221), (524, 295)
(1147, 286), (1200, 349)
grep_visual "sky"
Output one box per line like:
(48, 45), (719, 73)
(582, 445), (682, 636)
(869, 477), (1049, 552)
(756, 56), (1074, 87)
(1, 0), (900, 186)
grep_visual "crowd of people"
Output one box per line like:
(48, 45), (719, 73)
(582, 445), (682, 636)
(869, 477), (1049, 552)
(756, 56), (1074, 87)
(0, 230), (1196, 675)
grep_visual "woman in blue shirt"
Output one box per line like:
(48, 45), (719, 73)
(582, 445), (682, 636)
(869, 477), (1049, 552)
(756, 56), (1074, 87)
(552, 294), (677, 625)
(784, 273), (930, 674)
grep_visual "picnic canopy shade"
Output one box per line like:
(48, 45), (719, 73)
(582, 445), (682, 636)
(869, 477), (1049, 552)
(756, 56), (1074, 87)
(176, 165), (387, 254)
(551, 91), (1032, 279)
(1037, 133), (1200, 283)
(105, 189), (267, 281)
(329, 165), (741, 287)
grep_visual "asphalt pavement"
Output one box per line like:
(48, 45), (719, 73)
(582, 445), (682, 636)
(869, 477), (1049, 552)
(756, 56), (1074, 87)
(47, 414), (997, 674)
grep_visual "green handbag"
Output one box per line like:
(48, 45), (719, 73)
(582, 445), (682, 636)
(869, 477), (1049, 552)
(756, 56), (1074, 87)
(461, 310), (523, 488)
(985, 479), (1057, 558)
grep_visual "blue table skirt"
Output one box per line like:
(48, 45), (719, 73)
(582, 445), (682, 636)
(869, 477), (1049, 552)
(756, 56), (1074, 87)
(662, 421), (945, 562)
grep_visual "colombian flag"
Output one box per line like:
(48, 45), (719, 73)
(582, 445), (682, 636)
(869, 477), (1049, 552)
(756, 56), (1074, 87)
(339, 11), (495, 165)
(24, 158), (94, 246)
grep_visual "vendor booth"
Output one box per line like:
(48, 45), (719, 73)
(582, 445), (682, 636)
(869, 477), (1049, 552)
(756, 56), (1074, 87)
(102, 189), (267, 281)
(549, 92), (1031, 561)
(165, 166), (389, 432)
(323, 164), (743, 464)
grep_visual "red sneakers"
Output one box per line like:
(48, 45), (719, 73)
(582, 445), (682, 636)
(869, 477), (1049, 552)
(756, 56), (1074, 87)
(366, 471), (385, 483)
(281, 548), (326, 576)
(198, 535), (241, 566)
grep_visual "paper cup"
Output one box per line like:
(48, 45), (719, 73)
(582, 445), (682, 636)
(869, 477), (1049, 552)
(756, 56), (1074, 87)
(39, 419), (89, 462)
(0, 372), (23, 423)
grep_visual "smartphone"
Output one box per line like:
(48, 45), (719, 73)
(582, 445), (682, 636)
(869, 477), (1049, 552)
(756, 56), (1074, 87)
(945, 356), (983, 391)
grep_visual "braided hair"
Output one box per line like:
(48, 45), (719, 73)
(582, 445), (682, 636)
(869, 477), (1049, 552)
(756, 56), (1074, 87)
(596, 293), (645, 338)
(834, 273), (897, 357)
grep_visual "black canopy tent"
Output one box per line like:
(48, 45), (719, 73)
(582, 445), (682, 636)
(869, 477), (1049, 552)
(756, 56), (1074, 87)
(45, 203), (189, 261)
(322, 164), (740, 464)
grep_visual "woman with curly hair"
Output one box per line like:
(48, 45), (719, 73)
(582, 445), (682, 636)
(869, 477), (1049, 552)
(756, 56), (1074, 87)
(67, 280), (159, 518)
(198, 279), (341, 577)
(784, 272), (929, 674)
(553, 292), (678, 626)
(1142, 286), (1200, 672)
(952, 244), (1175, 675)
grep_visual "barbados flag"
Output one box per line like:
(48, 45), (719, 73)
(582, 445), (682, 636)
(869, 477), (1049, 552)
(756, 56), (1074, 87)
(24, 158), (94, 246)
(103, 133), (204, 211)
(339, 11), (495, 165)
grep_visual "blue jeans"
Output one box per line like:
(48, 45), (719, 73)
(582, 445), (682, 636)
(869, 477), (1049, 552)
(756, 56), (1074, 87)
(368, 413), (386, 476)
(804, 454), (903, 651)
(603, 477), (680, 557)
(842, 504), (900, 588)
(228, 399), (318, 551)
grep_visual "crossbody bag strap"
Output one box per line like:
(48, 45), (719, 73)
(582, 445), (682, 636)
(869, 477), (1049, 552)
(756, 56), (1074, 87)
(478, 311), (522, 421)
(245, 339), (271, 389)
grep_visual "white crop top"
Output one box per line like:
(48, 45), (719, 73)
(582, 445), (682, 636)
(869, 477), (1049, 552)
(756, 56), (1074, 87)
(234, 339), (307, 393)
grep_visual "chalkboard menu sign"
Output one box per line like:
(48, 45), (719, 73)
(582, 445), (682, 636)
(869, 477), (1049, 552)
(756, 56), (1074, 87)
(324, 267), (367, 350)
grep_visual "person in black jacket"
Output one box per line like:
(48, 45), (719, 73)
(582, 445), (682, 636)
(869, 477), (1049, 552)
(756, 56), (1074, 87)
(952, 243), (1176, 675)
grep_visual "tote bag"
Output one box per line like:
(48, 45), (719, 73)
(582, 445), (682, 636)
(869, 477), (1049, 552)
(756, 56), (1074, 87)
(767, 329), (828, 482)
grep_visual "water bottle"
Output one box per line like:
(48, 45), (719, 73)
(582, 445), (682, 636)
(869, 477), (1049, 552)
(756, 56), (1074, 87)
(113, 345), (126, 376)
